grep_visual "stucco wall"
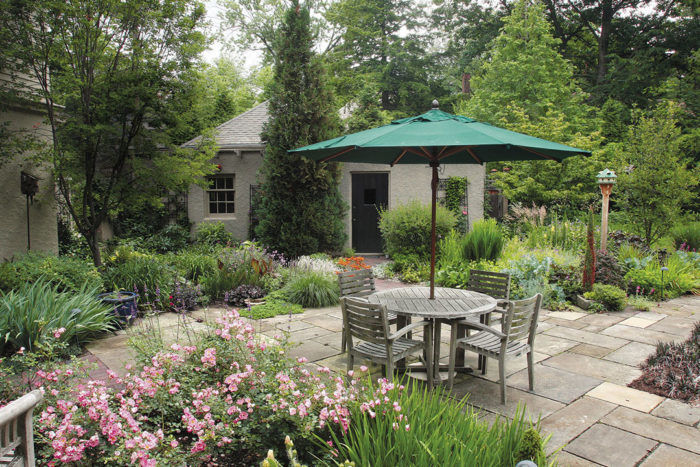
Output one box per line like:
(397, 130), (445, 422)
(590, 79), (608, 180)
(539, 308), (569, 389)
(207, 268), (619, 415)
(338, 163), (485, 250)
(188, 149), (485, 251)
(0, 106), (57, 260)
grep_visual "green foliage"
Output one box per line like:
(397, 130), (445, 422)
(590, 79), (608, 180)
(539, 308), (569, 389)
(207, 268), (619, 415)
(102, 256), (177, 305)
(624, 251), (699, 299)
(164, 249), (218, 283)
(524, 218), (586, 252)
(0, 280), (114, 354)
(239, 299), (304, 320)
(463, 219), (505, 262)
(195, 221), (235, 247)
(141, 224), (191, 254)
(255, 1), (347, 258)
(627, 295), (654, 312)
(437, 230), (466, 269)
(516, 428), (546, 463)
(320, 381), (550, 466)
(0, 0), (216, 266)
(600, 98), (631, 142)
(282, 272), (340, 308)
(443, 177), (468, 232)
(0, 253), (103, 293)
(614, 102), (699, 245)
(671, 222), (700, 251)
(379, 201), (456, 260)
(584, 284), (627, 312)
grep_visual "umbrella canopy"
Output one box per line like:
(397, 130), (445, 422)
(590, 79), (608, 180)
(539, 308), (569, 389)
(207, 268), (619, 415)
(291, 102), (591, 298)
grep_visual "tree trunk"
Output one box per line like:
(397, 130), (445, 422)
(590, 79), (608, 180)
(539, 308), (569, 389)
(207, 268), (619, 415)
(87, 229), (102, 267)
(596, 0), (613, 85)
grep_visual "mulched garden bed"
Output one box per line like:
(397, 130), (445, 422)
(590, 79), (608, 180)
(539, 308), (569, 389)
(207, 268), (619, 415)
(628, 322), (699, 405)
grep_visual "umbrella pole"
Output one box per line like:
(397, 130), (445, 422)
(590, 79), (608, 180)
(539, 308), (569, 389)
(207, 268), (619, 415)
(430, 161), (439, 299)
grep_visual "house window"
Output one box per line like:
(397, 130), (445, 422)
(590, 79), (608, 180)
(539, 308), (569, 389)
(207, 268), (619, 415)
(207, 175), (235, 214)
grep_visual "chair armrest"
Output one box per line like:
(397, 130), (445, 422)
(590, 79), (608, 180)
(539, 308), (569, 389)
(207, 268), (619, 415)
(453, 320), (506, 339)
(496, 299), (510, 309)
(388, 320), (430, 341)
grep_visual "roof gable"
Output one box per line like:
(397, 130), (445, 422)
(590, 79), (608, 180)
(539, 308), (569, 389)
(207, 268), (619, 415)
(182, 101), (269, 148)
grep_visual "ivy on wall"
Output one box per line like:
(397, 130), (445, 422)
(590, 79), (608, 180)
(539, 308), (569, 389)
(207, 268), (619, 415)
(445, 176), (468, 232)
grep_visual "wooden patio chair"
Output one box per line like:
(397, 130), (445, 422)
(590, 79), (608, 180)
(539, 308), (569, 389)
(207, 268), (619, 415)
(451, 269), (511, 372)
(447, 294), (542, 404)
(341, 297), (432, 379)
(0, 390), (43, 467)
(337, 269), (398, 352)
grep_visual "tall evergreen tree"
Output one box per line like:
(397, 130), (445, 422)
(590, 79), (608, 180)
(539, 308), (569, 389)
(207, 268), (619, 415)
(255, 0), (346, 257)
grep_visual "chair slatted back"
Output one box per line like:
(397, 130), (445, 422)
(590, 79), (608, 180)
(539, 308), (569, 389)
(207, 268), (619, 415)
(467, 270), (511, 301)
(0, 389), (42, 466)
(337, 269), (376, 298)
(502, 294), (542, 344)
(340, 297), (389, 346)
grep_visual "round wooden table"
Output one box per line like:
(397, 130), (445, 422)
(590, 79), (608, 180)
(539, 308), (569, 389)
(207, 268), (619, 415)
(368, 286), (497, 386)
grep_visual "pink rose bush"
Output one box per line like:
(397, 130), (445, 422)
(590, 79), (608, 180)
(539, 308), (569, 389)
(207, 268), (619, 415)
(2, 312), (408, 465)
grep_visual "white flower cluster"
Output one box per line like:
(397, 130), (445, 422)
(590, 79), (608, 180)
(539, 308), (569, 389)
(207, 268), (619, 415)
(294, 255), (341, 275)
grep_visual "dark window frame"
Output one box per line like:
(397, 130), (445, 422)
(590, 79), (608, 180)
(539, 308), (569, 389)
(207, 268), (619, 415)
(207, 174), (235, 215)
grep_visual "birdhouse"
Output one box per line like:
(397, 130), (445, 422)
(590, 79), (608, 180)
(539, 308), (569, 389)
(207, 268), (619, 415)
(596, 168), (617, 186)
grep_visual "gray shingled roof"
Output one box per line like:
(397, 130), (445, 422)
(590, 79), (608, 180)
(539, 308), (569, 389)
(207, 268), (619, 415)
(181, 101), (269, 148)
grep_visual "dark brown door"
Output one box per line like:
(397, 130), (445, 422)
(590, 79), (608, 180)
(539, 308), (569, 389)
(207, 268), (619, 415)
(352, 173), (388, 253)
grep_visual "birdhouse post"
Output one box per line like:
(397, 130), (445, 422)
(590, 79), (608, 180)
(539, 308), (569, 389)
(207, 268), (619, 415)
(596, 169), (617, 252)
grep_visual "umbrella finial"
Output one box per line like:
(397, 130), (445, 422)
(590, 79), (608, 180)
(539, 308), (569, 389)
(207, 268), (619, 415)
(431, 99), (439, 109)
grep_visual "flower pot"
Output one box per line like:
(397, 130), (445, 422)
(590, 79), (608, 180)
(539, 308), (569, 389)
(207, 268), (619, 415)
(98, 291), (138, 326)
(575, 294), (592, 310)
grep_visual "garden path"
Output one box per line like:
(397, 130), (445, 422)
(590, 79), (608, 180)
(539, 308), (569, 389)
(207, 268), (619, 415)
(84, 291), (700, 466)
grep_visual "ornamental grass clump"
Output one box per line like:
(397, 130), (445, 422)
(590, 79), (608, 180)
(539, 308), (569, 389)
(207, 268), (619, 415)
(463, 218), (505, 262)
(283, 271), (340, 308)
(0, 280), (114, 354)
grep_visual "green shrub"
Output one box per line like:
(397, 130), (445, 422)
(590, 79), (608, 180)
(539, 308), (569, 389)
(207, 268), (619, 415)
(595, 250), (627, 289)
(142, 224), (191, 253)
(437, 230), (467, 269)
(524, 217), (585, 252)
(0, 280), (114, 354)
(202, 247), (269, 298)
(282, 271), (339, 308)
(463, 218), (505, 261)
(624, 250), (699, 299)
(671, 221), (700, 251)
(102, 255), (177, 305)
(320, 381), (549, 466)
(195, 221), (235, 247)
(584, 284), (627, 311)
(239, 299), (304, 319)
(164, 250), (217, 283)
(379, 201), (456, 260)
(0, 253), (103, 293)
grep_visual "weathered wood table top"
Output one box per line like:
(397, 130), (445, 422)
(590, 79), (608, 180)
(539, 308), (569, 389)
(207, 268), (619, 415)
(368, 286), (497, 320)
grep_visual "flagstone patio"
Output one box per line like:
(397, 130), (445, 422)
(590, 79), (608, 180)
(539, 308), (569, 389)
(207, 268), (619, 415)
(85, 284), (699, 466)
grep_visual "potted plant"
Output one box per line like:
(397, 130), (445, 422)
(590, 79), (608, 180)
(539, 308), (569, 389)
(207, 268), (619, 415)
(97, 289), (138, 325)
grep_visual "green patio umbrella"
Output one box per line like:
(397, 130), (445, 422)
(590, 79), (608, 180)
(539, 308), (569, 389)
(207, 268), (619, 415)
(291, 101), (591, 299)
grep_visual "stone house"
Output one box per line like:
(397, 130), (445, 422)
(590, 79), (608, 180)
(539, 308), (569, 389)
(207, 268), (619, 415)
(0, 70), (57, 260)
(182, 102), (485, 253)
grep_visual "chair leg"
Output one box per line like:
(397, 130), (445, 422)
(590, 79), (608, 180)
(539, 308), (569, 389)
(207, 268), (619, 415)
(448, 323), (457, 390)
(527, 351), (535, 391)
(341, 327), (347, 353)
(424, 320), (433, 388)
(347, 352), (354, 374)
(386, 359), (394, 380)
(499, 356), (506, 404)
(481, 355), (488, 375)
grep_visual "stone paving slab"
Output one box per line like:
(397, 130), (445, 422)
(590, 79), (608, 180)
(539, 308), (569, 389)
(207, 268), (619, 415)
(586, 382), (664, 412)
(618, 316), (657, 328)
(603, 341), (656, 367)
(548, 311), (588, 321)
(650, 399), (700, 427)
(509, 365), (601, 404)
(542, 352), (642, 385)
(287, 326), (336, 343)
(544, 326), (628, 350)
(564, 423), (657, 466)
(647, 316), (699, 337)
(545, 317), (588, 329)
(640, 444), (700, 466)
(450, 376), (564, 422)
(533, 334), (579, 356)
(569, 343), (612, 358)
(601, 406), (700, 454)
(556, 451), (603, 466)
(540, 396), (617, 455)
(577, 313), (626, 328)
(601, 324), (679, 345)
(480, 352), (549, 382)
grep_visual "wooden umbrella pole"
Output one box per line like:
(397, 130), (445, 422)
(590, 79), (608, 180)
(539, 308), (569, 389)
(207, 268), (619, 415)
(430, 161), (439, 299)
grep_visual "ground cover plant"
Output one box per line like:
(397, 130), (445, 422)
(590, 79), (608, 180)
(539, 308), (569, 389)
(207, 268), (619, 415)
(0, 253), (103, 293)
(629, 322), (699, 404)
(0, 280), (114, 354)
